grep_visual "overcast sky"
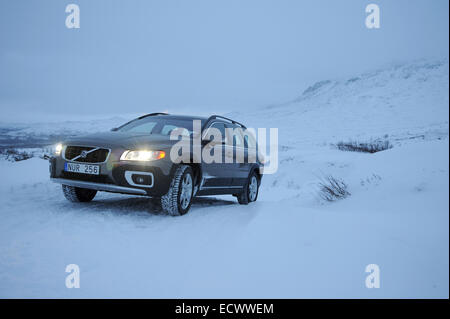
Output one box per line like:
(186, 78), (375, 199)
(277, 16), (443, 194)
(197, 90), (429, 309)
(0, 0), (448, 120)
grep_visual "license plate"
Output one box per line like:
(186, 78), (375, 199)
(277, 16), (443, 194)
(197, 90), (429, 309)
(64, 162), (100, 175)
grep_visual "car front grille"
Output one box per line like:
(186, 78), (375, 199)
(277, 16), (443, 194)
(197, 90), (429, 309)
(64, 146), (110, 163)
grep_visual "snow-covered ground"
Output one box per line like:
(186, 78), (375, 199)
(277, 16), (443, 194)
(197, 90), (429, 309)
(0, 60), (448, 298)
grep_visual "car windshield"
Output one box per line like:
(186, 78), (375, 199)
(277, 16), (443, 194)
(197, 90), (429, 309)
(117, 117), (201, 136)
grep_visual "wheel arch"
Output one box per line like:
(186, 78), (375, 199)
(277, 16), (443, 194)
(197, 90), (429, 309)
(250, 163), (262, 184)
(185, 162), (202, 188)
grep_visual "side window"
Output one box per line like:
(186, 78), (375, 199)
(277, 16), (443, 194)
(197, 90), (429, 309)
(244, 132), (256, 149)
(204, 122), (226, 142)
(233, 131), (244, 148)
(226, 124), (244, 148)
(161, 124), (190, 136)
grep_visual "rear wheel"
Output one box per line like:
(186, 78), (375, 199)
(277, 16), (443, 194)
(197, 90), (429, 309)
(161, 165), (194, 216)
(62, 185), (97, 202)
(237, 171), (259, 205)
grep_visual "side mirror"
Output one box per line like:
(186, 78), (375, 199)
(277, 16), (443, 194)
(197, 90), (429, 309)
(201, 138), (212, 146)
(201, 137), (225, 146)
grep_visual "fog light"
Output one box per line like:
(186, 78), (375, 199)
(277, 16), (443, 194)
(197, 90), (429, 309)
(136, 177), (145, 184)
(132, 174), (152, 185)
(124, 171), (154, 188)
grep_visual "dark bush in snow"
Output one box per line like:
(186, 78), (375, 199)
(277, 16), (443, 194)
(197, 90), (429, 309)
(0, 147), (52, 162)
(335, 139), (392, 153)
(318, 175), (350, 202)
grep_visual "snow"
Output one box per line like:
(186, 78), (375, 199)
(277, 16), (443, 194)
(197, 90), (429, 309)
(229, 59), (449, 147)
(0, 60), (448, 298)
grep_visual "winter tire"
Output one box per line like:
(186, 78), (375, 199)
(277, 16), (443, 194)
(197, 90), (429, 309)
(237, 171), (259, 205)
(161, 165), (194, 216)
(62, 185), (97, 202)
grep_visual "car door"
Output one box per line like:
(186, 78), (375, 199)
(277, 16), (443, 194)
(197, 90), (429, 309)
(225, 124), (250, 187)
(200, 122), (233, 188)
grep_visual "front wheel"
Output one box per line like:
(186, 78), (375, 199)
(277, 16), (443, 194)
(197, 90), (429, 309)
(237, 171), (259, 205)
(161, 165), (194, 216)
(62, 185), (97, 202)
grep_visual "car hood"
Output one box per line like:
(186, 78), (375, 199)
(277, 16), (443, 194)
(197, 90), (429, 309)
(64, 131), (179, 150)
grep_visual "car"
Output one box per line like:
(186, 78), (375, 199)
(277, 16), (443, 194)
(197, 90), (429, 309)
(49, 113), (263, 215)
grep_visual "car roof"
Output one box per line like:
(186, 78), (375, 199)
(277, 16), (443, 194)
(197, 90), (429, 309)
(141, 114), (209, 121)
(137, 114), (246, 128)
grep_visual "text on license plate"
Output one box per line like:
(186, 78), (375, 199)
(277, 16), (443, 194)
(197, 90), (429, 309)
(65, 162), (100, 175)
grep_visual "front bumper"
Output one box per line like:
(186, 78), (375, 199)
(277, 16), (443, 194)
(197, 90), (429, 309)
(49, 153), (175, 196)
(51, 178), (148, 195)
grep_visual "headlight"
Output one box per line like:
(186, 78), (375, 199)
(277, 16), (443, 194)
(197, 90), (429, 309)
(120, 150), (166, 161)
(55, 143), (63, 156)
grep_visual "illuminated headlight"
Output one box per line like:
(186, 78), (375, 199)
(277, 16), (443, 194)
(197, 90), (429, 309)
(120, 150), (166, 161)
(55, 143), (63, 156)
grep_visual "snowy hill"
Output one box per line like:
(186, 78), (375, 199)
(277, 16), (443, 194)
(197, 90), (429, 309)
(228, 59), (449, 146)
(0, 59), (448, 298)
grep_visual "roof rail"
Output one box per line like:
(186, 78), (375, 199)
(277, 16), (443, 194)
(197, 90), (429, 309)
(206, 115), (247, 129)
(138, 112), (169, 119)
